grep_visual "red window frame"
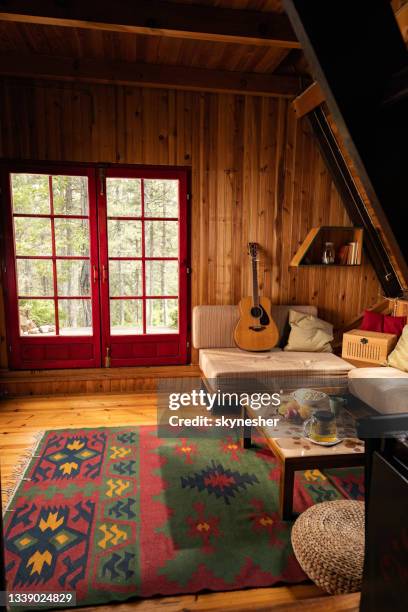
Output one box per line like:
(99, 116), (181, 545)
(1, 162), (190, 369)
(1, 164), (102, 369)
(98, 167), (189, 367)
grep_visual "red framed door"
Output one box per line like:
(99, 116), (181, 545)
(2, 166), (101, 369)
(98, 167), (189, 366)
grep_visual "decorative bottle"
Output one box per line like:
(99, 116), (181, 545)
(322, 242), (335, 265)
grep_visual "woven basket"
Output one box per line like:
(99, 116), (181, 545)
(291, 500), (365, 595)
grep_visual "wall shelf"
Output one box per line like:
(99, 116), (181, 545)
(290, 226), (363, 267)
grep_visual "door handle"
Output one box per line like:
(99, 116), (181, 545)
(99, 167), (106, 196)
(102, 265), (107, 283)
(92, 265), (98, 283)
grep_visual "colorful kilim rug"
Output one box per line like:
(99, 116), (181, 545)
(4, 427), (364, 608)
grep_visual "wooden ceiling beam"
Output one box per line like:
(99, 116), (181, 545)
(0, 0), (300, 49)
(292, 4), (408, 119)
(292, 81), (325, 118)
(283, 0), (408, 289)
(0, 53), (303, 98)
(396, 3), (408, 44)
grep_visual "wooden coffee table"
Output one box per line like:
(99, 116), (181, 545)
(242, 405), (365, 520)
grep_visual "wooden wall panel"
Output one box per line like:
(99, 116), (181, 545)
(0, 77), (381, 368)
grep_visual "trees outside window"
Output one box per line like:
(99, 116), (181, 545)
(3, 166), (188, 369)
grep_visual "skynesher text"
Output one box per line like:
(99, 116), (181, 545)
(168, 415), (280, 428)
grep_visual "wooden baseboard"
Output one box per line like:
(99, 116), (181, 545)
(0, 364), (201, 398)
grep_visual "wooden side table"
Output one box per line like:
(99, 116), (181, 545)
(242, 405), (365, 520)
(267, 436), (365, 520)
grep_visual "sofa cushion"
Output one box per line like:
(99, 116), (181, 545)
(200, 348), (353, 392)
(387, 324), (408, 372)
(360, 309), (384, 332)
(284, 310), (333, 353)
(383, 314), (407, 337)
(348, 367), (408, 415)
(193, 304), (318, 349)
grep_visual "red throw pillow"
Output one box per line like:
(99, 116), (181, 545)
(360, 310), (384, 332)
(383, 314), (407, 337)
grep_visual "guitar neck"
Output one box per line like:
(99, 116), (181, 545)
(252, 257), (259, 307)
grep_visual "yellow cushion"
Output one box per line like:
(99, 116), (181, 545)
(388, 325), (408, 372)
(284, 309), (333, 353)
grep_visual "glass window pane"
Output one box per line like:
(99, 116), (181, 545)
(144, 179), (178, 218)
(17, 259), (54, 297)
(19, 299), (55, 336)
(52, 175), (89, 215)
(145, 260), (178, 296)
(145, 221), (178, 257)
(54, 218), (89, 256)
(57, 260), (90, 296)
(107, 178), (142, 217)
(109, 261), (143, 297)
(14, 217), (52, 256)
(110, 299), (143, 335)
(58, 299), (92, 335)
(11, 173), (50, 214)
(146, 299), (178, 333)
(108, 220), (142, 257)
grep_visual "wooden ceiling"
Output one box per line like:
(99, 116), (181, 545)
(0, 22), (295, 74)
(0, 0), (309, 96)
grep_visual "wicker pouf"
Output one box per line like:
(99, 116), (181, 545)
(291, 500), (365, 595)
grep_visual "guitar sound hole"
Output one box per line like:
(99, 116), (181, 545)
(251, 307), (262, 318)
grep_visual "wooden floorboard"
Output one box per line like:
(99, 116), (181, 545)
(0, 391), (344, 611)
(73, 585), (340, 611)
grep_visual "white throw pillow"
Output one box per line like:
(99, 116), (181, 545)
(388, 324), (408, 372)
(284, 309), (333, 353)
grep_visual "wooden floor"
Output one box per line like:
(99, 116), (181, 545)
(0, 391), (360, 612)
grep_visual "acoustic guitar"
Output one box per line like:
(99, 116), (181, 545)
(234, 243), (279, 351)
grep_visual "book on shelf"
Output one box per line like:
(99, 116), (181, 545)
(337, 244), (349, 265)
(336, 241), (359, 265)
(347, 241), (359, 265)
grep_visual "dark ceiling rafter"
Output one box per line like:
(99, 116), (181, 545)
(292, 81), (324, 118)
(0, 0), (300, 48)
(283, 0), (408, 288)
(0, 52), (304, 97)
(309, 107), (402, 297)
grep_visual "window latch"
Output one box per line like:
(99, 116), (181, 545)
(99, 167), (106, 196)
(105, 347), (111, 368)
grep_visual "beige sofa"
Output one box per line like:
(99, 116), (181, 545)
(193, 305), (354, 392)
(348, 366), (408, 415)
(193, 304), (408, 416)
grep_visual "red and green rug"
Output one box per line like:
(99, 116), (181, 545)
(4, 427), (363, 607)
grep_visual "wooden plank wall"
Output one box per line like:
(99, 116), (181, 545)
(0, 78), (381, 367)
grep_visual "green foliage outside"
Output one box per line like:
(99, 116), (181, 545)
(12, 174), (179, 335)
